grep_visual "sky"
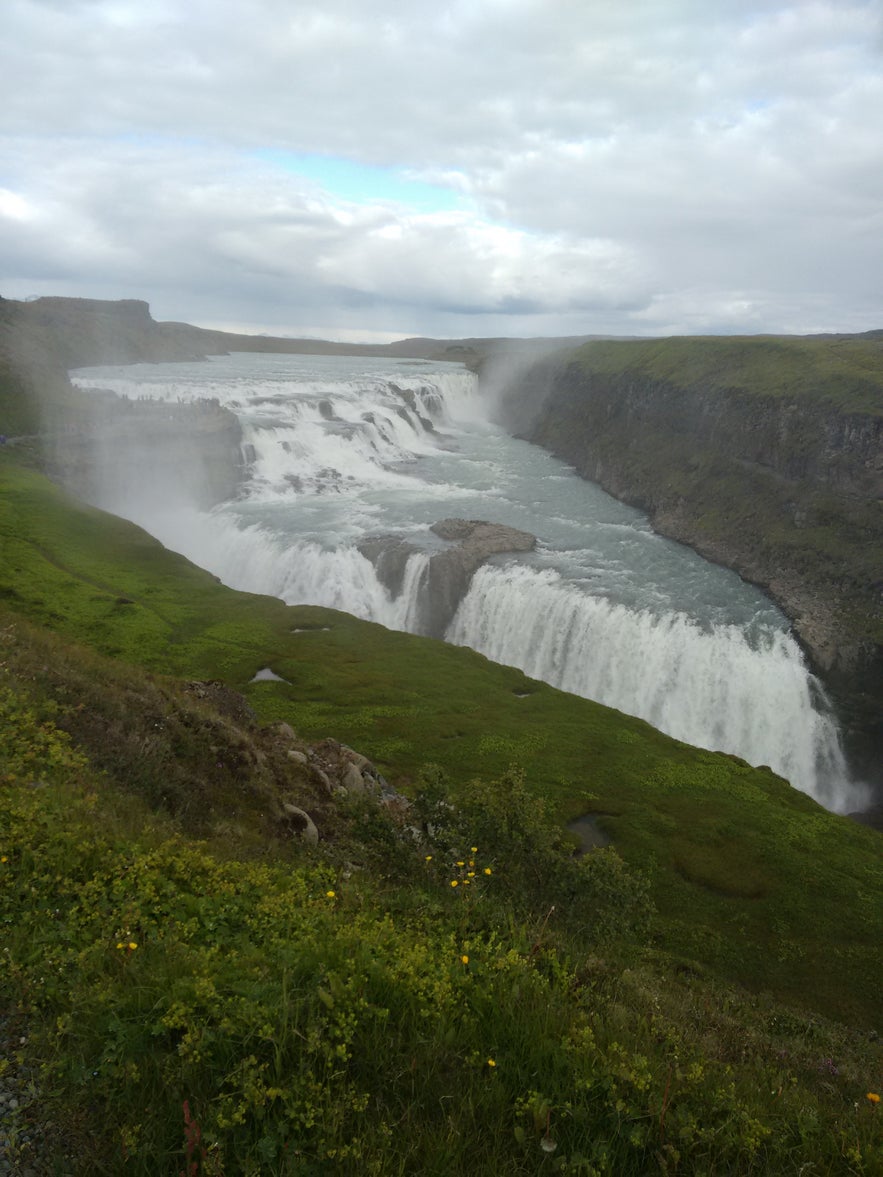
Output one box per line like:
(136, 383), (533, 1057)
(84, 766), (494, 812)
(1, 0), (882, 342)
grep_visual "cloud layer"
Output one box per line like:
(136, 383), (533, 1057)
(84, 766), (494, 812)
(2, 0), (881, 339)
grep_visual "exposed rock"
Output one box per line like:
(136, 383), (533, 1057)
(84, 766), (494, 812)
(359, 518), (536, 636)
(356, 534), (419, 597)
(286, 749), (309, 766)
(340, 745), (371, 772)
(280, 802), (319, 845)
(310, 766), (333, 795)
(422, 519), (536, 636)
(341, 762), (368, 794)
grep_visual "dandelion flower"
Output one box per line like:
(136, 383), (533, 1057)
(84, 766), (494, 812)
(456, 861), (465, 867)
(0, 856), (7, 864)
(128, 942), (138, 951)
(467, 871), (476, 878)
(116, 943), (125, 950)
(450, 880), (459, 888)
(484, 867), (492, 876)
(425, 855), (432, 862)
(487, 1058), (496, 1067)
(463, 878), (471, 885)
(471, 847), (478, 853)
(460, 955), (469, 965)
(325, 890), (336, 898)
(868, 1092), (881, 1104)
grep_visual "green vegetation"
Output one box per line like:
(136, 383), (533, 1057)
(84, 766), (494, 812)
(574, 334), (883, 415)
(1, 444), (881, 1172)
(2, 688), (882, 1175)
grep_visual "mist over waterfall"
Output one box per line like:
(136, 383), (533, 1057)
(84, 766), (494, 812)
(69, 351), (866, 813)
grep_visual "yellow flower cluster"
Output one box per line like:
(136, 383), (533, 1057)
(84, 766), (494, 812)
(446, 846), (493, 890)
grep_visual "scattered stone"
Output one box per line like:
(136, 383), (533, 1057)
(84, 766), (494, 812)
(310, 766), (333, 795)
(280, 802), (319, 845)
(286, 749), (309, 766)
(341, 763), (367, 795)
(340, 745), (371, 772)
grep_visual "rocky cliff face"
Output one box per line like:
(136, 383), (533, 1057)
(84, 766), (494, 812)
(359, 518), (537, 636)
(496, 339), (883, 790)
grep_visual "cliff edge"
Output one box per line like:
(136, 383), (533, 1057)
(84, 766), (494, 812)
(496, 334), (883, 790)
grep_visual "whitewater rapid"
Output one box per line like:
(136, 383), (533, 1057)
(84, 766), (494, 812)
(70, 351), (866, 812)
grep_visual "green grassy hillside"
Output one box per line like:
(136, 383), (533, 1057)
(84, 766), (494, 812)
(574, 334), (883, 415)
(1, 447), (882, 1173)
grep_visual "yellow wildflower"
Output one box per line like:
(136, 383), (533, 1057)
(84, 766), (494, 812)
(456, 861), (465, 867)
(471, 847), (478, 853)
(128, 942), (138, 951)
(484, 867), (492, 875)
(467, 871), (476, 878)
(0, 856), (7, 864)
(450, 880), (459, 887)
(460, 955), (469, 965)
(325, 890), (336, 898)
(425, 855), (432, 862)
(487, 1058), (496, 1067)
(868, 1092), (880, 1104)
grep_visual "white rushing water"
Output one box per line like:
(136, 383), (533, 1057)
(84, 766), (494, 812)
(70, 351), (866, 812)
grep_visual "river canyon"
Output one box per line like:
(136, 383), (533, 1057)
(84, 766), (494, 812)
(66, 350), (869, 814)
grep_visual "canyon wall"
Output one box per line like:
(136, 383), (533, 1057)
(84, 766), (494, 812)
(494, 336), (883, 788)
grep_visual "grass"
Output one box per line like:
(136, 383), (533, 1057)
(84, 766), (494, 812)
(2, 703), (881, 1175)
(1, 452), (881, 1022)
(573, 335), (883, 415)
(0, 447), (881, 1172)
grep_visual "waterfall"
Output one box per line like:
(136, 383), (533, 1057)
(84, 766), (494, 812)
(68, 352), (868, 814)
(448, 564), (864, 812)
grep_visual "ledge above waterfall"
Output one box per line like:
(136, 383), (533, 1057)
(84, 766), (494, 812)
(358, 518), (537, 638)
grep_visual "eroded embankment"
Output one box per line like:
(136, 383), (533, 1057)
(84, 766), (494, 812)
(493, 336), (883, 799)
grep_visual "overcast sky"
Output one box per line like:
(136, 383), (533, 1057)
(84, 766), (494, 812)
(1, 0), (881, 341)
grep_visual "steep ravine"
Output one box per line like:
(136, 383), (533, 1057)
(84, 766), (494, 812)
(494, 340), (883, 798)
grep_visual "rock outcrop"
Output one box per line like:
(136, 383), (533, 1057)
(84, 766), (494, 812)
(359, 518), (536, 636)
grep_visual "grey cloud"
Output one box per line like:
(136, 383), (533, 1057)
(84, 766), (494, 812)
(1, 0), (881, 336)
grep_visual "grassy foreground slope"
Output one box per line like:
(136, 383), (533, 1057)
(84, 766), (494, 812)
(1, 447), (882, 1173)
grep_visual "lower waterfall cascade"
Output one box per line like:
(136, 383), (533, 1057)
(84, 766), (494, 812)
(69, 350), (868, 813)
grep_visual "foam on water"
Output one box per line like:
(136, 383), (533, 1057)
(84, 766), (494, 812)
(69, 352), (867, 811)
